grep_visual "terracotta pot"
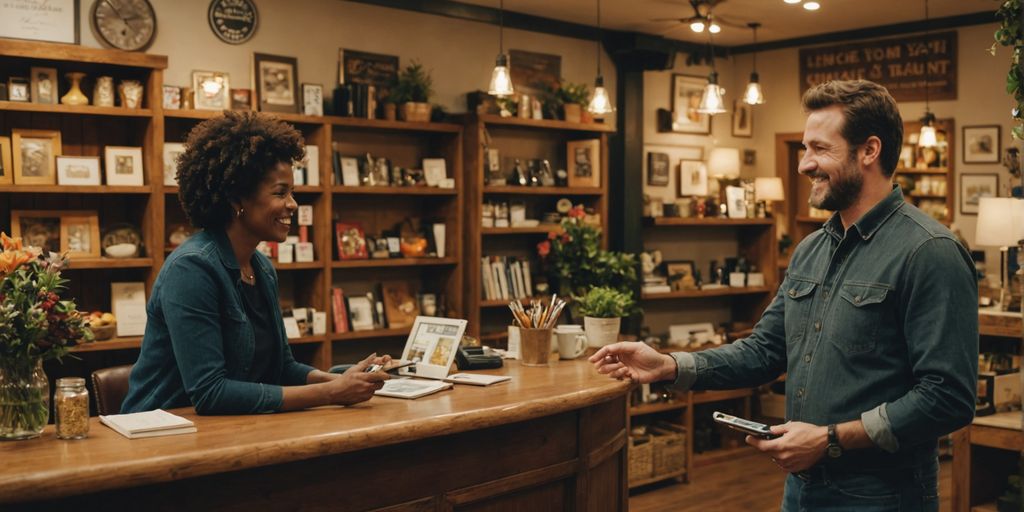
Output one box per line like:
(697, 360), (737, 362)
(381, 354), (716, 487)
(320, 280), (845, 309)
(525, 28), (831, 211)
(384, 103), (397, 121)
(563, 103), (582, 123)
(580, 110), (594, 124)
(401, 102), (431, 122)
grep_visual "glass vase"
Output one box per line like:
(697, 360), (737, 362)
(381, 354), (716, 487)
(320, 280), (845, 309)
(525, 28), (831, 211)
(0, 360), (50, 440)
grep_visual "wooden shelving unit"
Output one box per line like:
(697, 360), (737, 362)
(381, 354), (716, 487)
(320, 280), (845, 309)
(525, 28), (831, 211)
(952, 412), (1023, 511)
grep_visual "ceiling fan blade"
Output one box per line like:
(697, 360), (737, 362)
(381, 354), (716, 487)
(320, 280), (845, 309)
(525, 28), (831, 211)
(650, 17), (691, 22)
(654, 23), (690, 37)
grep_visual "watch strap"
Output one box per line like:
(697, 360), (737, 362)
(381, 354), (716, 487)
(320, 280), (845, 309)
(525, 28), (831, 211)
(826, 423), (843, 458)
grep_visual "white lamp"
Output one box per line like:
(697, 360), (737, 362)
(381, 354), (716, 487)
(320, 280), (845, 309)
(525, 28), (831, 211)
(708, 147), (741, 177)
(755, 177), (785, 217)
(976, 197), (1024, 313)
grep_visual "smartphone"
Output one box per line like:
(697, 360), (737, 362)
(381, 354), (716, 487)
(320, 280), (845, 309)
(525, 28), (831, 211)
(712, 411), (779, 439)
(364, 360), (416, 373)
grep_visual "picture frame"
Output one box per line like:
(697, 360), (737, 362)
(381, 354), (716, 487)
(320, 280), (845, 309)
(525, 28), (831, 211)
(12, 128), (62, 185)
(381, 280), (420, 329)
(566, 139), (601, 188)
(104, 146), (144, 186)
(29, 67), (58, 105)
(339, 48), (399, 105)
(962, 125), (1001, 164)
(422, 158), (447, 187)
(670, 74), (711, 135)
(162, 85), (181, 110)
(665, 260), (697, 291)
(302, 83), (323, 116)
(959, 173), (999, 215)
(0, 136), (12, 185)
(7, 77), (29, 102)
(163, 142), (185, 186)
(230, 88), (253, 111)
(56, 155), (101, 186)
(732, 100), (753, 138)
(10, 210), (62, 253)
(254, 52), (299, 113)
(743, 149), (756, 166)
(335, 221), (368, 259)
(60, 211), (101, 257)
(725, 185), (748, 218)
(191, 70), (230, 111)
(346, 295), (375, 332)
(679, 160), (708, 197)
(0, 0), (79, 44)
(647, 152), (670, 187)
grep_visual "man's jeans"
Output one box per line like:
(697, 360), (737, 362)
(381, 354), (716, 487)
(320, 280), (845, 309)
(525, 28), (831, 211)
(781, 456), (939, 512)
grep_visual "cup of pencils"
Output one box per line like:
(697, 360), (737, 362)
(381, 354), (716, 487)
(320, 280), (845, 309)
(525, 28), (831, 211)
(509, 296), (566, 367)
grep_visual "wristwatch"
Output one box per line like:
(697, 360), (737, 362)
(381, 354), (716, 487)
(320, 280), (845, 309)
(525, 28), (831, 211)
(826, 423), (843, 458)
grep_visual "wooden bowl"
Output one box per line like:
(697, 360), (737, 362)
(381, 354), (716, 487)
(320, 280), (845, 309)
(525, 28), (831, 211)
(90, 323), (117, 341)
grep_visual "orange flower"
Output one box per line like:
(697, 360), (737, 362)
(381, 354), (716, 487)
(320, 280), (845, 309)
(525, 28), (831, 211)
(568, 206), (586, 219)
(537, 240), (551, 257)
(0, 249), (33, 274)
(1, 232), (23, 252)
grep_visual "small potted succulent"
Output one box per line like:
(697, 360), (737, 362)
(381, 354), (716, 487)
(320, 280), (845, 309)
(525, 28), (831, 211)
(391, 60), (433, 123)
(574, 286), (635, 348)
(555, 81), (590, 123)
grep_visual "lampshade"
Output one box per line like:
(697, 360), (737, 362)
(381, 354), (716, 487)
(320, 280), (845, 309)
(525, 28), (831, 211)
(918, 124), (937, 148)
(587, 77), (614, 115)
(708, 147), (741, 177)
(697, 73), (726, 115)
(743, 74), (764, 105)
(488, 54), (514, 97)
(755, 177), (785, 201)
(976, 197), (1024, 247)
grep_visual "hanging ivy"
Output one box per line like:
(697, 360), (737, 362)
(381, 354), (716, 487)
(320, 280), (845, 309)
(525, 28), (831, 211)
(992, 0), (1024, 139)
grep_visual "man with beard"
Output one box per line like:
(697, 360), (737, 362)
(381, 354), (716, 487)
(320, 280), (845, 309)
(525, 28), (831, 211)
(592, 80), (977, 511)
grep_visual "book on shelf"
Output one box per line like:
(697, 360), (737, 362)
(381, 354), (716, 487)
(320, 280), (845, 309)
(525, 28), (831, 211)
(99, 409), (196, 439)
(481, 255), (534, 301)
(331, 287), (350, 333)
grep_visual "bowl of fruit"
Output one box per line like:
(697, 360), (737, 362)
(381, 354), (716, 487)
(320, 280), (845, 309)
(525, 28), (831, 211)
(86, 311), (117, 341)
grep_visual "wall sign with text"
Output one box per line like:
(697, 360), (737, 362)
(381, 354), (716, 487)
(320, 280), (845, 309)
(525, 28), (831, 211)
(799, 31), (957, 102)
(208, 0), (258, 45)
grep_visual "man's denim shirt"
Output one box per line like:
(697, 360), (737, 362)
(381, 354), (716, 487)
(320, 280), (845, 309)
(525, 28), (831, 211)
(121, 230), (314, 415)
(673, 186), (978, 470)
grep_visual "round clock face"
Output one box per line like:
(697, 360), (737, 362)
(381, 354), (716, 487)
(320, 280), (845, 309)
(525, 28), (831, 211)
(208, 0), (258, 45)
(91, 0), (157, 52)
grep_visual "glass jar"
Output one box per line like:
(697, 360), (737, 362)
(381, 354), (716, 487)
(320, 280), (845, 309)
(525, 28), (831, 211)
(54, 377), (89, 440)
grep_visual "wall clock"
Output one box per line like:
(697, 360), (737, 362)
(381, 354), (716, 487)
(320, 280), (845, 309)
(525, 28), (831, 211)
(208, 0), (258, 45)
(91, 0), (157, 52)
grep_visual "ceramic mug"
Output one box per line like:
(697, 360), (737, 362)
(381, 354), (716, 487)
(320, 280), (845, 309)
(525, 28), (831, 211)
(555, 325), (587, 359)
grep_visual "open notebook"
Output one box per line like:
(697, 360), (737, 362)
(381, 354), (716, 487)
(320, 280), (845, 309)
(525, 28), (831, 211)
(374, 316), (467, 399)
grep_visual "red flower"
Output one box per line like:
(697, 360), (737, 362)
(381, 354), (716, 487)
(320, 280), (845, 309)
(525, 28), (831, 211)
(547, 231), (558, 240)
(560, 234), (571, 244)
(537, 240), (551, 257)
(568, 206), (586, 219)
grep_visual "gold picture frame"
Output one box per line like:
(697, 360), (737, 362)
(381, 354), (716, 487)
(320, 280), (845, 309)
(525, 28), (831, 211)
(11, 129), (62, 185)
(60, 211), (101, 258)
(10, 210), (62, 254)
(11, 209), (101, 257)
(566, 139), (601, 188)
(0, 136), (12, 185)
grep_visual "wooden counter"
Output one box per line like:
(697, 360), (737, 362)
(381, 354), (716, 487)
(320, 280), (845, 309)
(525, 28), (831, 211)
(0, 360), (631, 511)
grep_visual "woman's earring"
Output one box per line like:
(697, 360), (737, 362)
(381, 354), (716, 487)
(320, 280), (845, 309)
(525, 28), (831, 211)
(236, 208), (244, 218)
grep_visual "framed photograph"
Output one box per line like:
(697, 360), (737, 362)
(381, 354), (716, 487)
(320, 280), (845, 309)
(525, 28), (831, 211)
(12, 128), (62, 185)
(0, 0), (79, 44)
(340, 49), (399, 104)
(679, 160), (708, 197)
(302, 83), (323, 116)
(566, 139), (601, 188)
(509, 49), (561, 100)
(191, 70), (230, 111)
(30, 67), (58, 105)
(254, 52), (299, 113)
(381, 280), (420, 329)
(335, 222), (368, 259)
(962, 125), (1001, 164)
(743, 149), (756, 166)
(670, 74), (711, 135)
(7, 77), (30, 102)
(104, 146), (144, 186)
(0, 136), (12, 185)
(230, 88), (253, 110)
(11, 210), (62, 253)
(340, 157), (360, 186)
(725, 185), (748, 218)
(647, 152), (670, 187)
(60, 211), (101, 257)
(422, 158), (447, 187)
(732, 100), (753, 137)
(163, 142), (185, 186)
(665, 260), (697, 291)
(347, 296), (375, 331)
(162, 85), (181, 110)
(959, 173), (999, 215)
(56, 155), (101, 186)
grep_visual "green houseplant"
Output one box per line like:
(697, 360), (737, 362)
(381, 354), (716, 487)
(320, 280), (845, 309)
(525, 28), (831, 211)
(574, 286), (635, 347)
(548, 80), (590, 123)
(392, 60), (434, 122)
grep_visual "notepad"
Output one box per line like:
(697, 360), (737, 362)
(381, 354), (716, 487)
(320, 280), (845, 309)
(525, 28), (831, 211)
(443, 373), (511, 386)
(374, 378), (452, 399)
(99, 409), (197, 439)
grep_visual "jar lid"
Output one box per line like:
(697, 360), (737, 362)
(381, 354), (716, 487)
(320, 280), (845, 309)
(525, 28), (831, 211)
(56, 377), (86, 388)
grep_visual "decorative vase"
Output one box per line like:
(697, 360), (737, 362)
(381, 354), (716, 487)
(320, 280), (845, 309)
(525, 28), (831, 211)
(563, 103), (582, 123)
(0, 360), (50, 440)
(118, 80), (144, 109)
(583, 316), (621, 348)
(60, 72), (89, 106)
(93, 76), (115, 107)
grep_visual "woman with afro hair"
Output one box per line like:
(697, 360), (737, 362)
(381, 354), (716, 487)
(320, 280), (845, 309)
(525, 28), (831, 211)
(122, 112), (390, 415)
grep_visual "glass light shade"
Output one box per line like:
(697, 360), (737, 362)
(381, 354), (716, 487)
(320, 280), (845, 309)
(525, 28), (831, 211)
(708, 147), (741, 177)
(743, 73), (764, 105)
(755, 177), (785, 201)
(587, 77), (614, 115)
(976, 197), (1024, 247)
(803, 1), (820, 10)
(697, 83), (726, 115)
(709, 23), (721, 34)
(690, 21), (706, 32)
(918, 124), (938, 148)
(488, 54), (514, 97)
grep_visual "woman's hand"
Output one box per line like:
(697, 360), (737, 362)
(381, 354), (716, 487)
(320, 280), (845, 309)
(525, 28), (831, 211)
(324, 353), (391, 405)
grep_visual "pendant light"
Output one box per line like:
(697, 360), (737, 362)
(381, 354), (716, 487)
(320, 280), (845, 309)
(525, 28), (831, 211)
(918, 0), (938, 147)
(488, 0), (514, 97)
(697, 16), (726, 115)
(743, 22), (765, 105)
(587, 0), (613, 115)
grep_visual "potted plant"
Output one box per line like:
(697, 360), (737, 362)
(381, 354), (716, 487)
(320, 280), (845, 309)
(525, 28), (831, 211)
(0, 233), (93, 440)
(537, 205), (638, 300)
(392, 60), (433, 123)
(554, 81), (590, 123)
(574, 286), (635, 347)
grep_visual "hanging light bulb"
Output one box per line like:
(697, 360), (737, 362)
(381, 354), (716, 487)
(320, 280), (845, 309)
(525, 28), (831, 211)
(697, 19), (726, 115)
(587, 0), (613, 116)
(917, 0), (938, 146)
(488, 0), (514, 97)
(690, 21), (706, 32)
(743, 22), (765, 105)
(803, 1), (820, 10)
(708, 23), (721, 34)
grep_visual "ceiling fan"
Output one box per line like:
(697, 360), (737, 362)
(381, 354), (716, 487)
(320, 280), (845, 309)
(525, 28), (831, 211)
(651, 0), (747, 34)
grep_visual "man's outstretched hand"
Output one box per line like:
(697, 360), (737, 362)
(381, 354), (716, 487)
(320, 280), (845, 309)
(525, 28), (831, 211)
(589, 342), (677, 383)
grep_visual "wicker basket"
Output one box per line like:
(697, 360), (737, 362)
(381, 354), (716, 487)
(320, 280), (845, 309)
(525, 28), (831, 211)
(650, 422), (687, 476)
(628, 434), (654, 484)
(90, 323), (117, 341)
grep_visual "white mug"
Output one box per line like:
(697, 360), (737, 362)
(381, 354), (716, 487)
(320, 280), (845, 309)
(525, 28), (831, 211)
(555, 326), (587, 359)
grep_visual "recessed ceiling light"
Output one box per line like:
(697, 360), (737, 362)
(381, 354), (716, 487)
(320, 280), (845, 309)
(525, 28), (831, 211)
(784, 0), (801, 3)
(803, 1), (820, 10)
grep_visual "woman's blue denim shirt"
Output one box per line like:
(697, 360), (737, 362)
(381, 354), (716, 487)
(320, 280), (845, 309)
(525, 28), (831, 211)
(672, 186), (978, 470)
(121, 230), (314, 415)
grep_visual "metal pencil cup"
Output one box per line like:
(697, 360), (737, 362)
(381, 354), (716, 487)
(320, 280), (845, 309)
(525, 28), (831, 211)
(519, 328), (552, 367)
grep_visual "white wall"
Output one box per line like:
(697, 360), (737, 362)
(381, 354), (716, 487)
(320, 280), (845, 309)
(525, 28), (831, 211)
(77, 0), (616, 118)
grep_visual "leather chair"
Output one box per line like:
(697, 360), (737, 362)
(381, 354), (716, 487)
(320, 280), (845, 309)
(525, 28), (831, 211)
(91, 364), (134, 416)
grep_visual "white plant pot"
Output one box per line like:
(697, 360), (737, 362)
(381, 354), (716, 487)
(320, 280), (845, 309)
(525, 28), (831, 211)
(584, 316), (621, 348)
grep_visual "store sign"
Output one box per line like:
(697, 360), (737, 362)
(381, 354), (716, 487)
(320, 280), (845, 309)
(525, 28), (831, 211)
(799, 31), (957, 102)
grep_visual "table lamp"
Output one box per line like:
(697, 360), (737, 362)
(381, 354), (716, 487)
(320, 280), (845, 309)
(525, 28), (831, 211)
(976, 197), (1024, 312)
(755, 177), (785, 217)
(709, 148), (741, 214)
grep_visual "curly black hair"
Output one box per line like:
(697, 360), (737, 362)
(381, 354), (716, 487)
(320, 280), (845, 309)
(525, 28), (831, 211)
(176, 111), (305, 230)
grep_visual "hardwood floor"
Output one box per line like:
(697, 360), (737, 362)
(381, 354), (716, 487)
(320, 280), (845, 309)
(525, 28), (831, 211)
(629, 450), (953, 512)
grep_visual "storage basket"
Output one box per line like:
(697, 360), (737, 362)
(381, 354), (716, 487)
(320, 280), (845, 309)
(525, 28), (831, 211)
(650, 422), (686, 476)
(628, 434), (653, 484)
